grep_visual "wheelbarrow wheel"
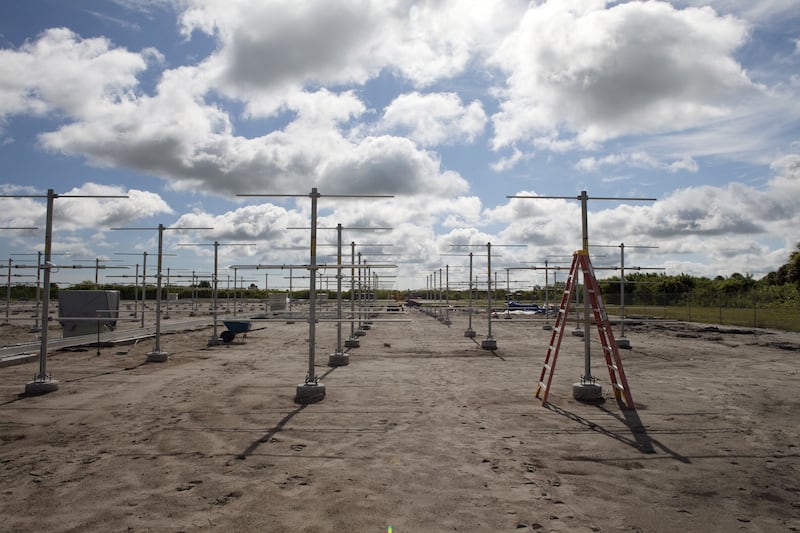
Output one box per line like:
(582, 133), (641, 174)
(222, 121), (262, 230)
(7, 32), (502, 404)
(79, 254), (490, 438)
(220, 330), (236, 343)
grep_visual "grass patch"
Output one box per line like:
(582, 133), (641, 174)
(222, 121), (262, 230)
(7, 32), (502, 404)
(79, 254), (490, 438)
(607, 304), (800, 332)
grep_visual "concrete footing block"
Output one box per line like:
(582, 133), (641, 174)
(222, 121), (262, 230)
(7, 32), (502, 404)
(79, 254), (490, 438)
(25, 379), (59, 395)
(328, 352), (349, 367)
(572, 382), (603, 402)
(295, 382), (325, 404)
(481, 337), (497, 350)
(207, 337), (222, 347)
(146, 351), (169, 363)
(344, 338), (360, 348)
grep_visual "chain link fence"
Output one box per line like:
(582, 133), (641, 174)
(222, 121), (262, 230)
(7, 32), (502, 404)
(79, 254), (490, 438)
(601, 290), (800, 332)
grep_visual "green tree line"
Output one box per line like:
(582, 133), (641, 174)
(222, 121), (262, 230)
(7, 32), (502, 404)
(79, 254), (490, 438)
(597, 242), (800, 308)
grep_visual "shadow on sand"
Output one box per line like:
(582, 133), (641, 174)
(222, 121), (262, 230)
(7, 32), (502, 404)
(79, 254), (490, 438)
(236, 366), (340, 460)
(544, 399), (690, 463)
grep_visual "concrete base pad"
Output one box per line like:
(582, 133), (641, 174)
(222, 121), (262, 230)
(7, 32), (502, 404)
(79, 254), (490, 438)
(295, 382), (326, 404)
(542, 324), (553, 331)
(344, 338), (360, 348)
(146, 351), (169, 363)
(617, 338), (632, 349)
(361, 324), (371, 330)
(573, 382), (603, 402)
(328, 353), (349, 367)
(25, 379), (59, 395)
(481, 338), (497, 350)
(464, 328), (476, 338)
(207, 337), (222, 346)
(354, 330), (366, 337)
(572, 329), (585, 337)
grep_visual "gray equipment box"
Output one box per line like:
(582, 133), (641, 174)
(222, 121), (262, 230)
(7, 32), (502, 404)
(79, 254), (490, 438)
(58, 290), (120, 337)
(268, 293), (287, 311)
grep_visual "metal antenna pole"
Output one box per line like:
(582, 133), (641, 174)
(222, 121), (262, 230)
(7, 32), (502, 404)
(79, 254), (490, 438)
(579, 192), (594, 382)
(32, 190), (56, 393)
(438, 267), (443, 322)
(133, 264), (139, 320)
(142, 252), (147, 328)
(34, 251), (42, 331)
(447, 243), (524, 349)
(176, 241), (250, 345)
(445, 265), (451, 325)
(237, 189), (393, 403)
(307, 188), (319, 385)
(357, 252), (363, 332)
(154, 225), (165, 357)
(333, 225), (345, 359)
(0, 189), (129, 395)
(484, 242), (496, 349)
(5, 258), (10, 324)
(346, 242), (357, 347)
(544, 260), (553, 330)
(466, 253), (475, 337)
(505, 268), (511, 320)
(301, 226), (394, 361)
(114, 251), (150, 326)
(592, 242), (660, 348)
(211, 241), (219, 334)
(425, 272), (430, 313)
(289, 268), (294, 319)
(113, 226), (212, 361)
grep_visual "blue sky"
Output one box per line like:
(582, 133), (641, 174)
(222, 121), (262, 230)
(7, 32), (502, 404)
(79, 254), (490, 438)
(1, 0), (799, 291)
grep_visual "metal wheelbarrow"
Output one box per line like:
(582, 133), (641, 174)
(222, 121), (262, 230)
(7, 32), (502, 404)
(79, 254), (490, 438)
(221, 320), (252, 343)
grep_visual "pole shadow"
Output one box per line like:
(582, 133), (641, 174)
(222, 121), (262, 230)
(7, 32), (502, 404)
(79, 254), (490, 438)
(237, 404), (308, 461)
(236, 365), (339, 460)
(468, 337), (506, 361)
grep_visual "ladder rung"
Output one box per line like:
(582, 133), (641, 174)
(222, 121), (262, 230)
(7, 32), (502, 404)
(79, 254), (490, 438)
(542, 363), (551, 371)
(607, 363), (619, 372)
(537, 381), (548, 391)
(612, 382), (625, 391)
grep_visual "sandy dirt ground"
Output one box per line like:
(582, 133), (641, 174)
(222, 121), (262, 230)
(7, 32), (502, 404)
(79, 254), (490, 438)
(1, 299), (799, 532)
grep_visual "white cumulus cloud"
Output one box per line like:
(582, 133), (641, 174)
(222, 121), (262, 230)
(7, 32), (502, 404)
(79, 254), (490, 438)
(489, 1), (757, 150)
(377, 92), (487, 147)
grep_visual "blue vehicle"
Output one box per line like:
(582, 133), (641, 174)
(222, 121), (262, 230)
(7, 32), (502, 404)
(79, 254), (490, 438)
(506, 301), (543, 313)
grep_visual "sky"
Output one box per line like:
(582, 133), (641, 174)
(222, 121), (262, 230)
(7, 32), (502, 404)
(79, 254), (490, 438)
(1, 0), (799, 293)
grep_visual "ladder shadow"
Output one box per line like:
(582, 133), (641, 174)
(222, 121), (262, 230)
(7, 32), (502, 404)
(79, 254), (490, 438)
(544, 401), (690, 462)
(600, 400), (691, 463)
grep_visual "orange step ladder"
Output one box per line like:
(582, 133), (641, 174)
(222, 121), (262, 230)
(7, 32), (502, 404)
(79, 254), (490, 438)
(535, 250), (634, 408)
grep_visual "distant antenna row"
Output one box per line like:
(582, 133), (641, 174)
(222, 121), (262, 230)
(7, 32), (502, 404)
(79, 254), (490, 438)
(2, 187), (664, 411)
